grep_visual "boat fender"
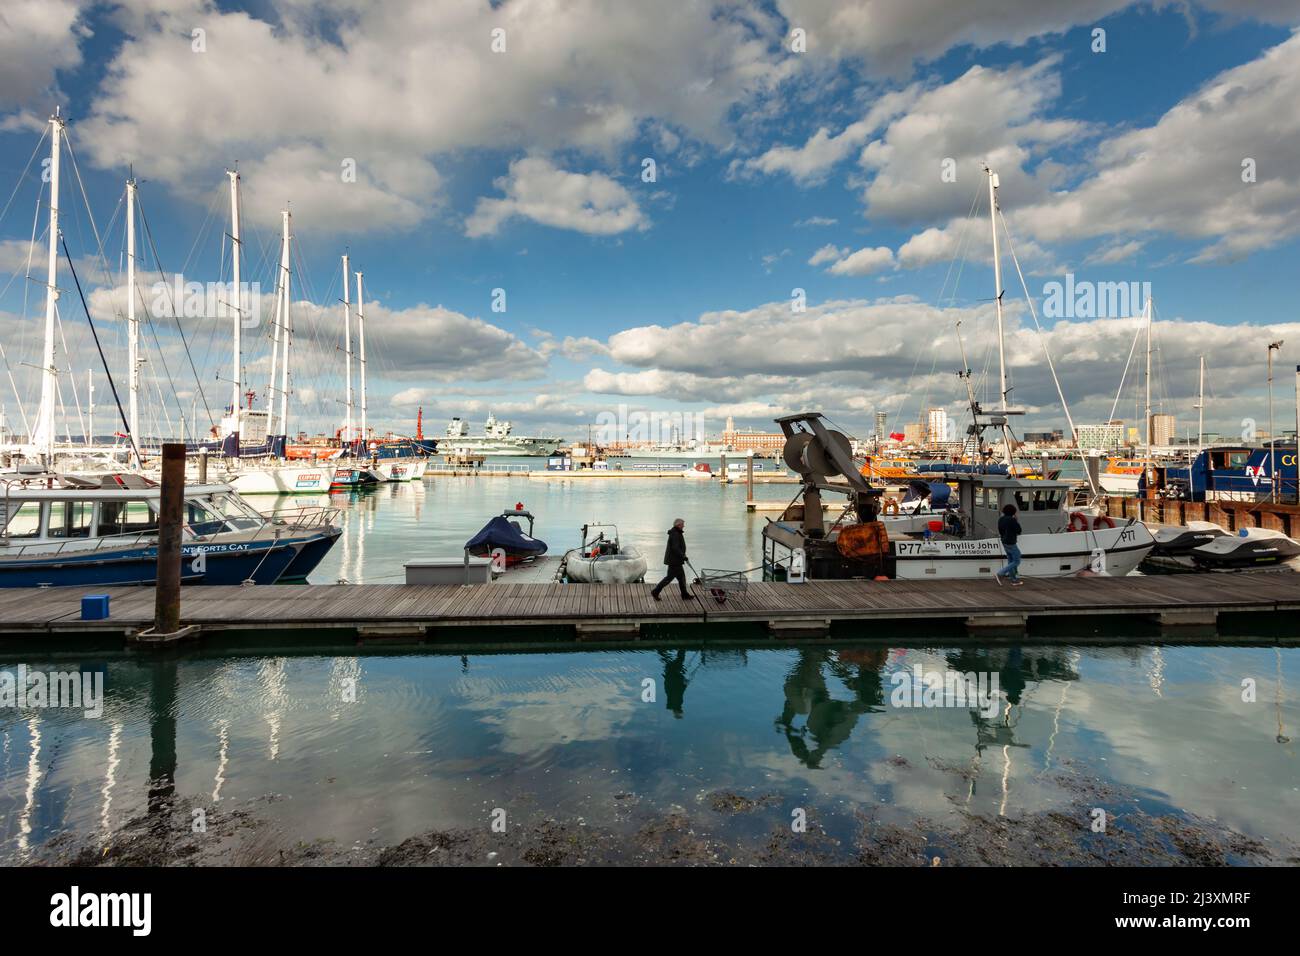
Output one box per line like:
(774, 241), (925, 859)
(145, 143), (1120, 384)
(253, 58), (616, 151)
(1092, 514), (1116, 530)
(1068, 511), (1091, 532)
(882, 497), (900, 515)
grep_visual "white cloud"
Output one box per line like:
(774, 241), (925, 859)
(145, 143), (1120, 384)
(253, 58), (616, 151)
(0, 0), (87, 109)
(1007, 31), (1300, 262)
(826, 245), (895, 276)
(774, 0), (1133, 72)
(465, 156), (645, 237)
(75, 0), (791, 231)
(808, 243), (846, 266)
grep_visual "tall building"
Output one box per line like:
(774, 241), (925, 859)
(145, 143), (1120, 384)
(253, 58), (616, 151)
(926, 407), (949, 447)
(1077, 421), (1124, 451)
(903, 421), (926, 445)
(874, 410), (887, 444)
(1149, 413), (1176, 446)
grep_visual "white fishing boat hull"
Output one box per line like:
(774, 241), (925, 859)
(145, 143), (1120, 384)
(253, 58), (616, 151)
(892, 522), (1154, 579)
(564, 546), (648, 583)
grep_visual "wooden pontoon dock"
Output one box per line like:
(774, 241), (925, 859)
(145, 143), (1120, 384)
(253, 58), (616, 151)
(1, 574), (1298, 647)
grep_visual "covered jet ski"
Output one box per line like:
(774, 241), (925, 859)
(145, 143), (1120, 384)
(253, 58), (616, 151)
(1189, 526), (1300, 572)
(465, 509), (549, 566)
(1140, 521), (1228, 573)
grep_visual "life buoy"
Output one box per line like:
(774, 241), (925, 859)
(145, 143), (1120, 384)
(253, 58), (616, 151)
(1092, 514), (1115, 530)
(882, 497), (900, 515)
(1068, 511), (1091, 532)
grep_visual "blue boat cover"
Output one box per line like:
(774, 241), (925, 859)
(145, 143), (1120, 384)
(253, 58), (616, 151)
(465, 516), (548, 557)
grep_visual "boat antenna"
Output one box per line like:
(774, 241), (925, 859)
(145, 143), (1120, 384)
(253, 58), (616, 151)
(61, 232), (141, 468)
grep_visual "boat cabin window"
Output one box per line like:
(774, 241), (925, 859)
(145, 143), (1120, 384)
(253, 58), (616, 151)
(98, 501), (159, 537)
(1, 501), (42, 539)
(47, 501), (94, 538)
(185, 499), (228, 536)
(1211, 451), (1250, 469)
(1015, 489), (1065, 512)
(210, 493), (264, 530)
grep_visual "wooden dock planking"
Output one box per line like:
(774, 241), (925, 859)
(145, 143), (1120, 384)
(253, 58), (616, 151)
(0, 574), (1296, 643)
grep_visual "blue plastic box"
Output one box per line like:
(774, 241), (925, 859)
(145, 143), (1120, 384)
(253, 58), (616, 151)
(81, 594), (111, 621)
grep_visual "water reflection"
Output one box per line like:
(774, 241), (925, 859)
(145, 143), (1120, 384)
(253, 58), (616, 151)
(777, 649), (885, 769)
(0, 641), (1296, 859)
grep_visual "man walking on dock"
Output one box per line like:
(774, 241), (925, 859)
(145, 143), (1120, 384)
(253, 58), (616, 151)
(996, 504), (1024, 586)
(652, 518), (692, 601)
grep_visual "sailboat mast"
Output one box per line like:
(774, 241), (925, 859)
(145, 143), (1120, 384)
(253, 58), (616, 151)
(227, 169), (243, 416)
(356, 270), (368, 445)
(34, 109), (64, 461)
(1144, 297), (1152, 457)
(342, 254), (353, 444)
(1196, 355), (1205, 450)
(986, 167), (1008, 411)
(126, 177), (139, 447)
(278, 209), (292, 443)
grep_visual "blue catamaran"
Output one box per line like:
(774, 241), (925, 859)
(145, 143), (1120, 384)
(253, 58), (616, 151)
(0, 472), (341, 587)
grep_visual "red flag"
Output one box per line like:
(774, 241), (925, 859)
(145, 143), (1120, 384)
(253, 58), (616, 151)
(888, 432), (905, 441)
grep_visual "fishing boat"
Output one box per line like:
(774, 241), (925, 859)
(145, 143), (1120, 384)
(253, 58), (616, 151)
(465, 508), (548, 566)
(0, 473), (340, 587)
(860, 456), (921, 482)
(560, 523), (647, 583)
(761, 169), (1154, 581)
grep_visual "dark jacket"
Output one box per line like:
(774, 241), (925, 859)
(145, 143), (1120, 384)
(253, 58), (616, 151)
(663, 526), (687, 567)
(998, 514), (1022, 547)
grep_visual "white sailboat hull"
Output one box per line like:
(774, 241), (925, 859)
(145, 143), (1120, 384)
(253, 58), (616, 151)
(893, 522), (1154, 579)
(229, 465), (331, 495)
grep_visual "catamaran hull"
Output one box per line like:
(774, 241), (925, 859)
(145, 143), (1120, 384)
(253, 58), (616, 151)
(892, 523), (1154, 579)
(0, 536), (322, 588)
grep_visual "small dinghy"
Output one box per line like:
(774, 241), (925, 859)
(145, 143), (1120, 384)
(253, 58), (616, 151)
(465, 508), (548, 566)
(1190, 526), (1300, 572)
(562, 523), (647, 583)
(1140, 521), (1228, 573)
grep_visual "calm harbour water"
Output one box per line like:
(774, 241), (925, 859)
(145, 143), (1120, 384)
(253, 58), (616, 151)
(1, 470), (1297, 862)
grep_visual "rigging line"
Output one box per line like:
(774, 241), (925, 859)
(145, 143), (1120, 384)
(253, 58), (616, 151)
(52, 300), (88, 441)
(0, 127), (49, 232)
(61, 234), (140, 468)
(889, 186), (982, 433)
(1107, 314), (1143, 425)
(136, 190), (216, 428)
(998, 211), (1098, 496)
(62, 131), (124, 299)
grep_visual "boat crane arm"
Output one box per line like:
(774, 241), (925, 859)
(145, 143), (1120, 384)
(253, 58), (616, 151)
(774, 412), (881, 536)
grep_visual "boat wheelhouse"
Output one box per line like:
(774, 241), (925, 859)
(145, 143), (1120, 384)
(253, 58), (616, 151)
(1144, 443), (1298, 502)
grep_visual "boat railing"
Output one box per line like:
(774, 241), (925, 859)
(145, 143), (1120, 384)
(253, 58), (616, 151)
(0, 526), (163, 559)
(261, 504), (342, 535)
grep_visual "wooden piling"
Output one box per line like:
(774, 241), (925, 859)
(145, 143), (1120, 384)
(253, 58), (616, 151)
(131, 443), (199, 645)
(154, 443), (184, 633)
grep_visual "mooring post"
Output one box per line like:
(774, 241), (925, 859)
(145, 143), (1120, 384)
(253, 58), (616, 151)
(720, 452), (727, 484)
(198, 446), (208, 484)
(747, 452), (754, 503)
(154, 442), (185, 634)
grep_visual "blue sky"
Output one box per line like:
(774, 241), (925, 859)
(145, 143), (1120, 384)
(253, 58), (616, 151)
(2, 0), (1299, 443)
